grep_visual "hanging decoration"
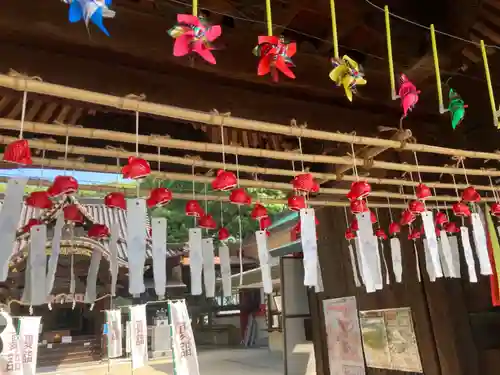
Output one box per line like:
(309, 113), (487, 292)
(122, 104), (151, 180)
(25, 191), (53, 210)
(105, 191), (126, 210)
(343, 207), (362, 287)
(63, 204), (84, 223)
(63, 0), (115, 36)
(88, 223), (110, 239)
(168, 0), (222, 66)
(253, 0), (296, 82)
(329, 56), (367, 102)
(386, 198), (403, 283)
(186, 156), (205, 218)
(147, 187), (173, 208)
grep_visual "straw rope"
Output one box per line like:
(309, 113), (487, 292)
(0, 74), (499, 161)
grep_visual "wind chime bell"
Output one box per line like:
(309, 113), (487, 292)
(199, 214), (217, 230)
(48, 176), (79, 197)
(185, 200), (205, 217)
(251, 204), (268, 220)
(88, 224), (110, 239)
(229, 188), (251, 205)
(104, 192), (127, 210)
(147, 187), (173, 208)
(3, 139), (32, 165)
(121, 157), (151, 179)
(25, 191), (53, 210)
(211, 170), (238, 191)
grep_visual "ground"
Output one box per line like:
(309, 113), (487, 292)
(40, 348), (284, 375)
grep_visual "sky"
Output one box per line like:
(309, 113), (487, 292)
(0, 168), (127, 185)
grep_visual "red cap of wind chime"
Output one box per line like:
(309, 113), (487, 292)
(147, 188), (173, 208)
(104, 192), (126, 210)
(88, 224), (110, 239)
(416, 183), (432, 200)
(408, 227), (421, 240)
(218, 227), (230, 241)
(185, 200), (204, 217)
(212, 170), (238, 191)
(400, 209), (416, 226)
(370, 210), (377, 224)
(398, 74), (420, 118)
(229, 188), (251, 205)
(251, 204), (268, 220)
(350, 199), (368, 214)
(121, 157), (151, 179)
(199, 214), (217, 230)
(435, 211), (449, 226)
(461, 186), (481, 203)
(48, 176), (79, 197)
(452, 202), (471, 217)
(408, 200), (425, 214)
(3, 139), (32, 165)
(389, 222), (401, 235)
(23, 218), (43, 233)
(375, 228), (388, 240)
(259, 216), (272, 230)
(345, 228), (356, 240)
(444, 221), (460, 234)
(288, 195), (306, 212)
(291, 173), (316, 193)
(350, 218), (359, 231)
(25, 191), (53, 210)
(347, 181), (372, 201)
(291, 222), (300, 241)
(491, 203), (500, 217)
(63, 204), (84, 223)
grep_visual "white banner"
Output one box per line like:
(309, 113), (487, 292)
(218, 244), (232, 297)
(129, 304), (148, 369)
(18, 316), (41, 375)
(188, 228), (203, 296)
(152, 218), (167, 300)
(0, 311), (22, 375)
(300, 208), (318, 287)
(256, 230), (272, 294)
(127, 199), (147, 296)
(169, 300), (200, 375)
(202, 238), (215, 298)
(105, 309), (123, 359)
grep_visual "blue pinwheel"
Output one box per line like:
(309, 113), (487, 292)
(62, 0), (115, 36)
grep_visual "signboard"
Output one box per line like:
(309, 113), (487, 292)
(0, 311), (22, 375)
(129, 304), (148, 369)
(18, 316), (41, 375)
(322, 297), (365, 375)
(105, 309), (123, 359)
(359, 308), (422, 373)
(169, 300), (199, 375)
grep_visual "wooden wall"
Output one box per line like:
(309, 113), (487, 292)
(309, 206), (500, 375)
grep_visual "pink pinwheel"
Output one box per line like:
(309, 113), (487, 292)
(398, 74), (420, 118)
(168, 14), (222, 64)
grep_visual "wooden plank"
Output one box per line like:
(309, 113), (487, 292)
(242, 130), (249, 148)
(56, 105), (72, 124)
(25, 100), (44, 121)
(0, 96), (11, 114)
(250, 132), (259, 148)
(6, 98), (23, 119)
(67, 107), (84, 125)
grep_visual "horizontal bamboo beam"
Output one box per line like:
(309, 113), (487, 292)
(1, 118), (499, 180)
(1, 152), (495, 203)
(1, 73), (499, 162)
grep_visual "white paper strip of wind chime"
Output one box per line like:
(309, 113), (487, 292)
(169, 300), (200, 375)
(448, 235), (461, 277)
(439, 229), (455, 278)
(109, 222), (119, 296)
(218, 242), (232, 297)
(377, 237), (390, 285)
(356, 211), (382, 291)
(423, 239), (437, 282)
(347, 242), (362, 287)
(129, 304), (148, 370)
(105, 309), (123, 358)
(152, 218), (167, 299)
(422, 211), (443, 278)
(256, 230), (273, 294)
(46, 212), (65, 296)
(0, 177), (28, 281)
(471, 212), (493, 275)
(84, 249), (102, 308)
(0, 311), (23, 375)
(300, 208), (319, 288)
(390, 236), (403, 283)
(127, 199), (147, 296)
(30, 224), (48, 306)
(460, 226), (478, 282)
(19, 316), (41, 375)
(355, 235), (375, 293)
(189, 228), (203, 295)
(353, 237), (367, 286)
(202, 238), (215, 298)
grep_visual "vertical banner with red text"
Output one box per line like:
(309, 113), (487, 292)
(18, 316), (41, 375)
(129, 304), (148, 370)
(169, 300), (199, 375)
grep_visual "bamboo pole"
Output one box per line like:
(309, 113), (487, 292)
(1, 118), (500, 179)
(2, 134), (498, 194)
(2, 152), (496, 203)
(1, 74), (500, 161)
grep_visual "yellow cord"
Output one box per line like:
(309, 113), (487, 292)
(192, 0), (198, 17)
(384, 6), (396, 100)
(329, 0), (339, 59)
(430, 24), (444, 113)
(480, 40), (498, 128)
(265, 0), (273, 36)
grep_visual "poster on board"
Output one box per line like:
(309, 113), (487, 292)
(322, 296), (366, 375)
(359, 307), (422, 373)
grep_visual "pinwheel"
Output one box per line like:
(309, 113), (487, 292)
(63, 0), (115, 36)
(329, 55), (367, 102)
(253, 36), (296, 82)
(447, 88), (468, 129)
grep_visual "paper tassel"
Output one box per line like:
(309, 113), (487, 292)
(188, 228), (203, 295)
(84, 249), (102, 304)
(390, 237), (403, 283)
(422, 211), (443, 278)
(202, 238), (215, 298)
(471, 213), (493, 275)
(439, 230), (455, 277)
(109, 222), (119, 296)
(300, 208), (318, 287)
(46, 213), (65, 295)
(0, 177), (28, 281)
(348, 243), (362, 287)
(378, 240), (390, 285)
(70, 254), (76, 294)
(218, 243), (232, 297)
(460, 226), (478, 282)
(448, 235), (461, 278)
(29, 224), (47, 306)
(355, 237), (376, 293)
(152, 218), (167, 299)
(315, 262), (324, 293)
(414, 244), (421, 282)
(423, 239), (436, 282)
(356, 212), (382, 290)
(256, 230), (273, 294)
(127, 198), (147, 296)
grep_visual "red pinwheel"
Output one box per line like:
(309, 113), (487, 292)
(185, 200), (204, 217)
(229, 188), (252, 205)
(147, 188), (173, 208)
(288, 195), (306, 212)
(47, 176), (79, 197)
(218, 227), (230, 241)
(3, 139), (32, 165)
(199, 214), (217, 230)
(122, 157), (151, 179)
(253, 36), (296, 82)
(212, 170), (238, 191)
(88, 224), (110, 239)
(25, 191), (53, 210)
(398, 74), (420, 118)
(104, 192), (126, 210)
(251, 204), (268, 220)
(168, 14), (222, 65)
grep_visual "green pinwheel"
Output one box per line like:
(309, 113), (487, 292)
(448, 88), (468, 129)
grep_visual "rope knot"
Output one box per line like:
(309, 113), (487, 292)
(8, 69), (43, 91)
(120, 93), (146, 111)
(210, 109), (232, 126)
